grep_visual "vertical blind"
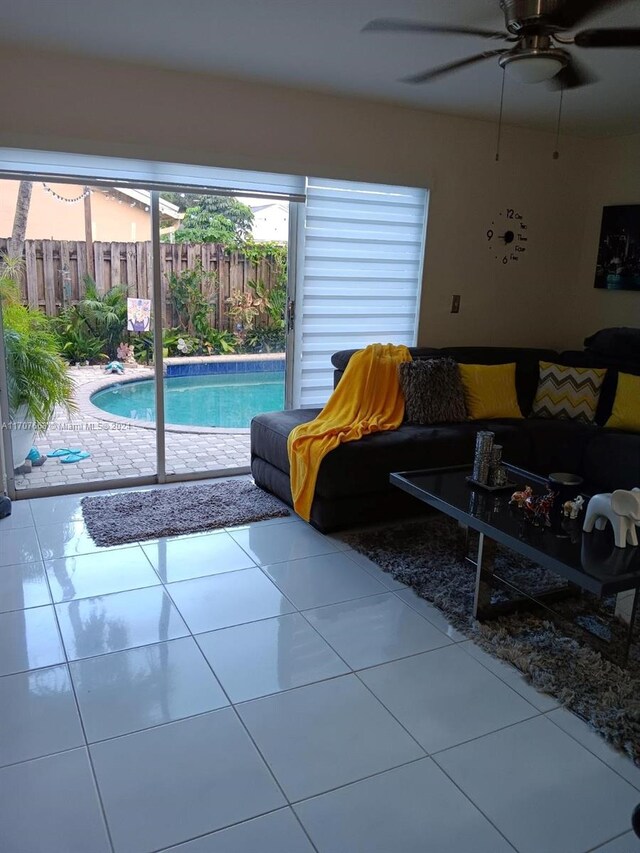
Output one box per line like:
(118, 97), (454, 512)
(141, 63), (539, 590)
(293, 178), (428, 408)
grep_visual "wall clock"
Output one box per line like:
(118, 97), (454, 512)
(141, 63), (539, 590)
(486, 209), (528, 264)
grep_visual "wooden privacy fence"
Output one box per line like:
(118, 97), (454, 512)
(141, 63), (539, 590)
(0, 239), (283, 329)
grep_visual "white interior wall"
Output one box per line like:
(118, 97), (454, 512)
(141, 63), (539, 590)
(0, 45), (630, 352)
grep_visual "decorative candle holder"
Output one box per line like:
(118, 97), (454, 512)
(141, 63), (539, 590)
(472, 431), (495, 485)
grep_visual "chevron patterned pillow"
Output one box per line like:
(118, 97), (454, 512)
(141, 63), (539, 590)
(531, 362), (606, 424)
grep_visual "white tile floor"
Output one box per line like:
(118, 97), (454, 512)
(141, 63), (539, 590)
(1, 482), (640, 853)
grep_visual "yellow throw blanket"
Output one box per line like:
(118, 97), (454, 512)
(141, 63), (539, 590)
(287, 343), (412, 521)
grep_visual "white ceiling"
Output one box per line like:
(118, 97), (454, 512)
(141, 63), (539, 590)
(3, 0), (640, 136)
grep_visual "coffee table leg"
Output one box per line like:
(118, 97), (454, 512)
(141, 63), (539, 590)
(458, 522), (470, 561)
(472, 532), (497, 620)
(615, 588), (639, 663)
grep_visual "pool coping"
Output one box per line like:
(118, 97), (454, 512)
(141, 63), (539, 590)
(76, 364), (281, 435)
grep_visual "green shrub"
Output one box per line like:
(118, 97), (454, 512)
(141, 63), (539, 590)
(243, 327), (286, 353)
(0, 255), (74, 429)
(56, 325), (107, 363)
(248, 279), (286, 331)
(55, 276), (128, 361)
(167, 261), (217, 338)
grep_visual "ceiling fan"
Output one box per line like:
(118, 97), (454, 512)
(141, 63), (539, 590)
(363, 0), (640, 87)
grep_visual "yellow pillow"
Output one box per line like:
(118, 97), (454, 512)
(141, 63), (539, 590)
(605, 372), (640, 432)
(459, 362), (523, 420)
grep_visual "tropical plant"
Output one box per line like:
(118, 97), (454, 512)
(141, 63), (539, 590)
(248, 278), (286, 330)
(201, 329), (237, 354)
(164, 329), (237, 357)
(57, 326), (107, 363)
(0, 254), (75, 431)
(55, 277), (128, 361)
(131, 331), (154, 363)
(225, 289), (263, 341)
(240, 239), (288, 286)
(167, 261), (217, 337)
(78, 278), (128, 358)
(243, 327), (286, 353)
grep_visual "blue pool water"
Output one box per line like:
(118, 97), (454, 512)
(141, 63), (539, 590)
(91, 371), (285, 429)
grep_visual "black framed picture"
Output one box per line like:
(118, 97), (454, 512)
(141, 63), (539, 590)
(594, 205), (640, 291)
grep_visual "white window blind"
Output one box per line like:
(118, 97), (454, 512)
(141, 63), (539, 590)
(293, 178), (428, 408)
(0, 149), (305, 201)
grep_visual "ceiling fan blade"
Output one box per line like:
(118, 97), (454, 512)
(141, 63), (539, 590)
(548, 56), (597, 89)
(556, 0), (627, 29)
(402, 50), (510, 84)
(574, 28), (640, 47)
(362, 18), (510, 40)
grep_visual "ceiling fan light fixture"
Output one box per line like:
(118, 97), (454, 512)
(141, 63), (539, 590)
(499, 49), (568, 83)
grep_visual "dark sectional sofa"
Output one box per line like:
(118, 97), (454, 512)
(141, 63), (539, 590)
(251, 344), (640, 532)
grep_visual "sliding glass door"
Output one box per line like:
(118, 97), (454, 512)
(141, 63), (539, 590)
(0, 150), (428, 499)
(156, 191), (290, 480)
(0, 174), (296, 497)
(0, 177), (158, 495)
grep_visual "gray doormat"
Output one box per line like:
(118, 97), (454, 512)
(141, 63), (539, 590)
(342, 516), (640, 765)
(81, 480), (290, 546)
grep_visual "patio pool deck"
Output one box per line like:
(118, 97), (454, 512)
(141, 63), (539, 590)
(11, 356), (285, 491)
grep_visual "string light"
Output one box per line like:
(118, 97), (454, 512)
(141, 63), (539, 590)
(41, 183), (90, 204)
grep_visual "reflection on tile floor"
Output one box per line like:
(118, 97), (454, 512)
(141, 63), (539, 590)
(0, 480), (639, 853)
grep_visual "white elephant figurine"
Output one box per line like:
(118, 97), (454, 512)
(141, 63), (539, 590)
(583, 488), (640, 548)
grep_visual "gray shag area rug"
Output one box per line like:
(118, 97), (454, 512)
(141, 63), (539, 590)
(342, 516), (640, 765)
(82, 481), (290, 546)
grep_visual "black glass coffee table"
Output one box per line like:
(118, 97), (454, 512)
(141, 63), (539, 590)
(390, 464), (640, 659)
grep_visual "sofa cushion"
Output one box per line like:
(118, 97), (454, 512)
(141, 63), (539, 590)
(398, 358), (467, 424)
(252, 411), (531, 500)
(332, 346), (559, 414)
(313, 420), (530, 499)
(331, 347), (441, 373)
(514, 418), (595, 479)
(251, 457), (428, 532)
(458, 363), (522, 420)
(440, 347), (559, 415)
(584, 327), (640, 361)
(251, 408), (321, 474)
(582, 430), (640, 492)
(605, 372), (640, 433)
(531, 361), (606, 424)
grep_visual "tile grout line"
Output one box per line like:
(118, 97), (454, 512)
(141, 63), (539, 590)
(427, 712), (543, 759)
(287, 754), (430, 806)
(145, 805), (315, 853)
(454, 639), (561, 711)
(164, 588), (322, 853)
(584, 828), (635, 852)
(544, 709), (640, 795)
(44, 567), (117, 853)
(295, 602), (536, 852)
(8, 504), (636, 851)
(293, 606), (433, 757)
(388, 588), (467, 638)
(430, 757), (521, 853)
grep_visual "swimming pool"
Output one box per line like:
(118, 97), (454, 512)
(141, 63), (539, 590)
(91, 370), (285, 429)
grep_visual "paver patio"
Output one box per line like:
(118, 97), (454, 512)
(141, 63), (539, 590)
(12, 366), (251, 492)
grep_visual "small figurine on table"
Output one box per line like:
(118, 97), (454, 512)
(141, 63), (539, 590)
(510, 486), (533, 509)
(524, 488), (556, 525)
(563, 495), (585, 520)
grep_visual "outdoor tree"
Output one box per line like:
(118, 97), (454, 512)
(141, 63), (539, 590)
(9, 180), (33, 257)
(163, 194), (254, 243)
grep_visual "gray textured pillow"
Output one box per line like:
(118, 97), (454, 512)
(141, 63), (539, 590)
(398, 358), (467, 424)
